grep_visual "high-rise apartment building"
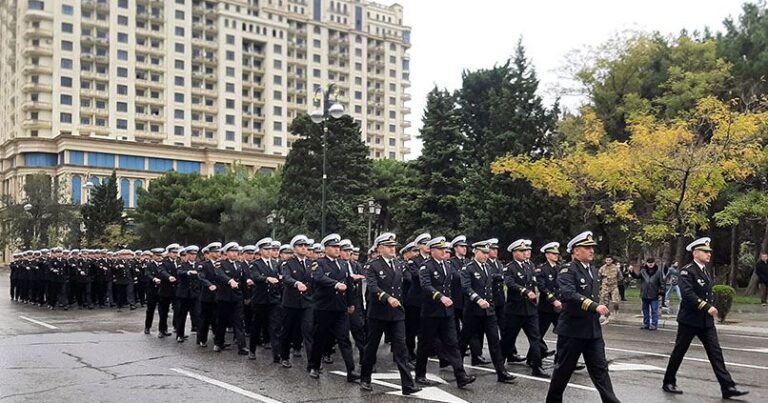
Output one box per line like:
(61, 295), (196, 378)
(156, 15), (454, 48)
(0, 0), (411, 208)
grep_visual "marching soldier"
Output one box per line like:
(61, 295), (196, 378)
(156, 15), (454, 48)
(279, 235), (315, 369)
(502, 239), (549, 377)
(360, 233), (420, 395)
(415, 236), (476, 389)
(156, 244), (180, 338)
(340, 239), (367, 363)
(404, 232), (431, 363)
(247, 239), (282, 361)
(144, 248), (163, 334)
(546, 231), (620, 403)
(459, 240), (516, 383)
(486, 239), (506, 352)
(94, 249), (111, 308)
(661, 237), (748, 399)
(112, 250), (135, 311)
(213, 242), (248, 355)
(449, 235), (468, 343)
(536, 242), (563, 358)
(10, 253), (20, 302)
(598, 256), (623, 320)
(196, 242), (221, 347)
(134, 251), (149, 307)
(47, 248), (68, 310)
(175, 246), (200, 342)
(307, 234), (359, 382)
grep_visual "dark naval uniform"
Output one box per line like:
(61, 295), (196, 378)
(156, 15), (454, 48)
(174, 260), (201, 339)
(213, 259), (247, 350)
(546, 260), (619, 403)
(662, 261), (737, 392)
(404, 254), (427, 361)
(196, 259), (220, 346)
(360, 256), (415, 389)
(536, 261), (560, 355)
(342, 258), (367, 360)
(247, 257), (283, 361)
(280, 256), (315, 363)
(502, 259), (543, 368)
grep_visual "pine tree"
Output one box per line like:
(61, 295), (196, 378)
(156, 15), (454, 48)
(81, 171), (125, 247)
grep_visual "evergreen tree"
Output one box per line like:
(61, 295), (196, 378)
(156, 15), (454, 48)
(278, 114), (371, 241)
(413, 87), (466, 235)
(81, 171), (125, 247)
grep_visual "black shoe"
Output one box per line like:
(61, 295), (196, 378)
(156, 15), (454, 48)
(662, 384), (683, 394)
(158, 332), (166, 339)
(574, 363), (586, 371)
(497, 371), (517, 383)
(722, 387), (748, 399)
(507, 354), (526, 363)
(471, 355), (491, 366)
(176, 336), (184, 343)
(439, 359), (449, 368)
(281, 360), (292, 368)
(532, 366), (551, 378)
(360, 382), (373, 391)
(322, 355), (334, 364)
(129, 305), (136, 310)
(248, 352), (256, 360)
(544, 350), (556, 358)
(144, 328), (150, 335)
(402, 385), (422, 395)
(238, 348), (249, 356)
(309, 368), (320, 379)
(347, 372), (360, 383)
(198, 342), (207, 348)
(161, 331), (172, 337)
(415, 377), (440, 387)
(456, 375), (476, 389)
(405, 361), (415, 371)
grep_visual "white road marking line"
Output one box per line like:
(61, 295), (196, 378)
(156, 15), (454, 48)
(608, 363), (663, 371)
(609, 323), (768, 340)
(431, 359), (598, 392)
(330, 371), (469, 403)
(684, 343), (768, 354)
(18, 315), (58, 329)
(171, 368), (283, 403)
(603, 347), (768, 370)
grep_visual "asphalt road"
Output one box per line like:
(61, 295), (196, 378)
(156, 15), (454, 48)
(1, 282), (765, 402)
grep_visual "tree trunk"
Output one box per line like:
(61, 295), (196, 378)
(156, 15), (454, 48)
(761, 220), (768, 255)
(674, 235), (687, 268)
(746, 272), (760, 295)
(728, 224), (738, 287)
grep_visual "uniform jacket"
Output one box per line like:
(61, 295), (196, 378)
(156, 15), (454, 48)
(156, 258), (178, 298)
(248, 258), (282, 305)
(487, 258), (506, 306)
(677, 262), (716, 329)
(281, 257), (314, 309)
(311, 257), (353, 312)
(176, 261), (201, 299)
(197, 260), (220, 303)
(48, 258), (68, 283)
(503, 260), (538, 316)
(404, 254), (427, 307)
(461, 259), (496, 317)
(213, 259), (245, 302)
(365, 257), (405, 321)
(341, 259), (365, 309)
(535, 262), (560, 313)
(113, 259), (133, 285)
(418, 258), (455, 318)
(555, 260), (603, 339)
(449, 256), (467, 310)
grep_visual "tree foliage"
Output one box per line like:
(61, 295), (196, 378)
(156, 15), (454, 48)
(81, 171), (125, 247)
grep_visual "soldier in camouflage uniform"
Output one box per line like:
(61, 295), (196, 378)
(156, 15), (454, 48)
(598, 256), (623, 319)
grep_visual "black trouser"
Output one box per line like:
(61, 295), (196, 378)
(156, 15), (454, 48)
(280, 307), (313, 362)
(157, 296), (173, 333)
(175, 297), (196, 338)
(114, 284), (130, 308)
(415, 316), (467, 380)
(348, 306), (367, 362)
(618, 284), (626, 301)
(538, 311), (559, 354)
(249, 303), (281, 359)
(145, 291), (158, 330)
(18, 279), (28, 301)
(361, 318), (414, 389)
(460, 313), (506, 374)
(10, 277), (16, 300)
(47, 281), (67, 307)
(94, 281), (110, 306)
(404, 305), (420, 360)
(214, 300), (246, 349)
(547, 335), (619, 403)
(243, 303), (253, 336)
(309, 310), (355, 372)
(760, 282), (768, 304)
(197, 300), (217, 344)
(74, 281), (92, 307)
(503, 311), (543, 367)
(134, 281), (146, 305)
(663, 323), (736, 391)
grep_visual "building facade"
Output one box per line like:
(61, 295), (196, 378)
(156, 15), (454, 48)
(0, 0), (411, 207)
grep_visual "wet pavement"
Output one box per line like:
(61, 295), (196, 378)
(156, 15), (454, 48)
(1, 277), (766, 402)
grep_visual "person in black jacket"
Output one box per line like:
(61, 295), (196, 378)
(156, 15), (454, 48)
(175, 246), (200, 342)
(144, 248), (164, 334)
(535, 242), (563, 358)
(546, 231), (619, 403)
(279, 235), (315, 369)
(246, 239), (281, 361)
(756, 253), (768, 305)
(359, 233), (420, 395)
(112, 250), (135, 311)
(459, 240), (516, 383)
(415, 236), (476, 389)
(404, 232), (431, 363)
(662, 237), (748, 399)
(196, 242), (221, 347)
(502, 239), (549, 378)
(630, 258), (665, 330)
(156, 244), (180, 338)
(449, 235), (468, 344)
(213, 242), (248, 355)
(340, 239), (367, 364)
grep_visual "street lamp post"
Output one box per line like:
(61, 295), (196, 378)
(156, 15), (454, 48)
(357, 199), (382, 251)
(310, 83), (346, 235)
(266, 210), (285, 239)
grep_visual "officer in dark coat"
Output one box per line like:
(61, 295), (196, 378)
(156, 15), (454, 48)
(662, 237), (748, 399)
(47, 248), (68, 309)
(156, 244), (180, 338)
(94, 249), (111, 307)
(213, 242), (247, 355)
(246, 239), (282, 362)
(536, 241), (563, 357)
(502, 239), (549, 377)
(546, 231), (620, 403)
(9, 253), (20, 302)
(448, 235), (468, 342)
(340, 239), (367, 364)
(112, 250), (135, 310)
(175, 246), (200, 342)
(404, 232), (431, 362)
(133, 250), (148, 307)
(415, 236), (476, 389)
(196, 242), (221, 347)
(486, 239), (506, 353)
(279, 235), (315, 368)
(144, 248), (164, 334)
(307, 234), (359, 382)
(459, 240), (516, 383)
(360, 233), (420, 395)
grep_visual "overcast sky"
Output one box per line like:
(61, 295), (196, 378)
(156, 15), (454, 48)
(394, 0), (749, 159)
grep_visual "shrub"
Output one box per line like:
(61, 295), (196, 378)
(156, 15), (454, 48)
(712, 285), (736, 323)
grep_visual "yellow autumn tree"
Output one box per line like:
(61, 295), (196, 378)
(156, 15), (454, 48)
(492, 97), (768, 261)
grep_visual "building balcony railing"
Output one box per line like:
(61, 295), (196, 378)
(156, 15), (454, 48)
(23, 10), (54, 22)
(23, 45), (53, 57)
(21, 82), (52, 93)
(22, 65), (52, 75)
(24, 27), (53, 39)
(21, 119), (52, 130)
(21, 100), (53, 111)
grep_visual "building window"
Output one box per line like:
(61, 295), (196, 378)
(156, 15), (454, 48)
(61, 40), (73, 51)
(70, 150), (85, 166)
(226, 50), (235, 60)
(120, 178), (130, 208)
(313, 54), (321, 63)
(273, 106), (282, 116)
(175, 43), (185, 53)
(117, 15), (128, 25)
(226, 99), (235, 109)
(226, 34), (235, 44)
(273, 75), (282, 85)
(117, 119), (128, 129)
(355, 91), (362, 100)
(148, 158), (174, 172)
(273, 44), (282, 54)
(60, 94), (73, 105)
(117, 85), (128, 95)
(117, 67), (128, 77)
(117, 50), (128, 60)
(118, 0), (128, 8)
(273, 136), (283, 146)
(119, 155), (145, 170)
(175, 60), (184, 69)
(28, 0), (44, 10)
(133, 180), (143, 207)
(174, 109), (184, 119)
(61, 58), (73, 69)
(118, 33), (128, 43)
(225, 115), (235, 125)
(176, 160), (201, 174)
(175, 27), (185, 36)
(225, 131), (235, 141)
(174, 93), (184, 102)
(60, 113), (72, 123)
(117, 102), (128, 112)
(88, 152), (116, 168)
(174, 125), (184, 135)
(62, 23), (73, 33)
(174, 76), (184, 86)
(71, 175), (82, 204)
(61, 76), (72, 87)
(273, 121), (283, 131)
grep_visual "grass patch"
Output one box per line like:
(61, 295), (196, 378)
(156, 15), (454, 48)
(622, 286), (761, 304)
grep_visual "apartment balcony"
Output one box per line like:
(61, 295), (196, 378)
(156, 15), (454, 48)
(22, 65), (52, 75)
(367, 87), (384, 97)
(21, 101), (53, 111)
(24, 27), (53, 39)
(80, 53), (95, 62)
(23, 44), (53, 57)
(23, 9), (53, 22)
(136, 79), (165, 90)
(80, 106), (97, 115)
(136, 96), (164, 106)
(367, 43), (384, 54)
(21, 119), (52, 130)
(136, 112), (164, 122)
(135, 130), (165, 141)
(401, 106), (411, 114)
(82, 18), (110, 30)
(21, 82), (52, 93)
(191, 136), (217, 146)
(81, 0), (97, 10)
(401, 134), (412, 141)
(402, 120), (412, 128)
(136, 27), (164, 38)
